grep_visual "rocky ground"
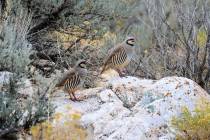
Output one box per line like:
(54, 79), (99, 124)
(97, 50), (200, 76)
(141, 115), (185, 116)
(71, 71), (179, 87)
(1, 70), (209, 140)
(51, 70), (210, 140)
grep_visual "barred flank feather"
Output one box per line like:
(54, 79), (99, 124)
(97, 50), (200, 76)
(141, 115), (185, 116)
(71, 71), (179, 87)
(64, 74), (81, 91)
(100, 48), (127, 74)
(112, 49), (127, 66)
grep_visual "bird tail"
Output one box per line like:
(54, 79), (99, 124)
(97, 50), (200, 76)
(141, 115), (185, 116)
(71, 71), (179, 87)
(100, 65), (107, 74)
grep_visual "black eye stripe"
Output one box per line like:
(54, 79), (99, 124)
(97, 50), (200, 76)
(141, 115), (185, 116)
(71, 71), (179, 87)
(80, 61), (86, 65)
(79, 62), (86, 68)
(126, 39), (135, 46)
(128, 39), (135, 41)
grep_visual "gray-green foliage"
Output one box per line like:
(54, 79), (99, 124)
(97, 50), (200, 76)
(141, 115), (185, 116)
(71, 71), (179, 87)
(0, 78), (53, 133)
(0, 0), (32, 74)
(0, 0), (54, 137)
(75, 0), (133, 15)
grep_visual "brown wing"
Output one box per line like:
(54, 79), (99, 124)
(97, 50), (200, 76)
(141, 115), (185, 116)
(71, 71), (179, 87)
(101, 44), (124, 73)
(55, 69), (76, 87)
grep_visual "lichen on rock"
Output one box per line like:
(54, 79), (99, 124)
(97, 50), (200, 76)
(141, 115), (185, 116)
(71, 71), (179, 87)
(51, 72), (210, 140)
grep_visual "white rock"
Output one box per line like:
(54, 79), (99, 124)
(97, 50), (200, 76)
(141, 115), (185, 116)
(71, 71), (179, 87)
(0, 71), (36, 98)
(0, 71), (13, 85)
(18, 79), (36, 98)
(52, 75), (210, 140)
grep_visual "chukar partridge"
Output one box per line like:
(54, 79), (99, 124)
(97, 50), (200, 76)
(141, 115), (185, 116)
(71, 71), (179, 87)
(100, 36), (135, 76)
(55, 60), (88, 101)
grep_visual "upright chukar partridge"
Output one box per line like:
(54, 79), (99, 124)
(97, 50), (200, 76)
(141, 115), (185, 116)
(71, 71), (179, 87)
(100, 36), (136, 76)
(55, 60), (88, 101)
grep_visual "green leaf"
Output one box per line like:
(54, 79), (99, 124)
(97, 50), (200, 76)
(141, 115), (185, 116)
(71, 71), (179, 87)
(196, 26), (207, 48)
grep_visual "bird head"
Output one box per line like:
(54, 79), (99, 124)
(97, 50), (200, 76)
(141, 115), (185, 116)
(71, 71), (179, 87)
(74, 59), (88, 76)
(125, 36), (135, 46)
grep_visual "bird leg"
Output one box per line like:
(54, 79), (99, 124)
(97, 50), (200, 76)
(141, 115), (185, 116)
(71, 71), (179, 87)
(116, 69), (126, 77)
(72, 92), (78, 101)
(122, 68), (128, 74)
(67, 91), (75, 101)
(72, 92), (83, 102)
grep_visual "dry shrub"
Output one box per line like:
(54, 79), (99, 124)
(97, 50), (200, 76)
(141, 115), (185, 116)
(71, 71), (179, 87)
(171, 99), (210, 140)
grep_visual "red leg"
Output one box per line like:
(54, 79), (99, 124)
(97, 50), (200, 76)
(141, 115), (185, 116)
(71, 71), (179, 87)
(72, 92), (77, 101)
(72, 92), (83, 101)
(116, 69), (125, 77)
(67, 91), (75, 101)
(122, 68), (128, 74)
